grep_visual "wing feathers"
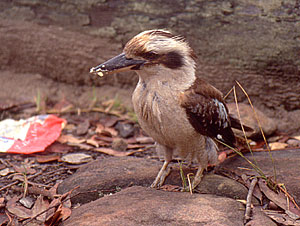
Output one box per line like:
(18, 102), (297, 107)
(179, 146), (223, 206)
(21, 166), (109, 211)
(180, 78), (236, 147)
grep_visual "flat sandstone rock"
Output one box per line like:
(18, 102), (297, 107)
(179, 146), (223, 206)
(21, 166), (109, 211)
(57, 157), (162, 204)
(63, 186), (245, 226)
(58, 156), (251, 204)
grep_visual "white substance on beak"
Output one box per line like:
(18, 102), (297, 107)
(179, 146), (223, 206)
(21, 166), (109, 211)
(89, 67), (95, 73)
(97, 72), (104, 77)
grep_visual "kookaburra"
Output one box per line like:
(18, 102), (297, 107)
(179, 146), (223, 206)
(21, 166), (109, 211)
(90, 30), (250, 189)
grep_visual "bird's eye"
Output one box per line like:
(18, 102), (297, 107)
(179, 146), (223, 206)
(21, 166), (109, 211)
(140, 51), (160, 61)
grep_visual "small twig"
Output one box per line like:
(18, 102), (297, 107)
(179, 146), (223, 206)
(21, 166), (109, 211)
(0, 171), (43, 192)
(11, 186), (55, 200)
(245, 177), (258, 222)
(9, 173), (51, 188)
(278, 184), (300, 210)
(0, 181), (19, 192)
(5, 210), (12, 225)
(23, 173), (28, 198)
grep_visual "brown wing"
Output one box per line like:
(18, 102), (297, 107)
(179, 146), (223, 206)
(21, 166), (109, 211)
(180, 78), (236, 147)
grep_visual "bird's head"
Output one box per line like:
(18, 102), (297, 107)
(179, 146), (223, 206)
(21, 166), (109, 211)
(90, 29), (197, 80)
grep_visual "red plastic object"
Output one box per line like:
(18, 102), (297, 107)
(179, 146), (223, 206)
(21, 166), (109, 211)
(0, 115), (66, 154)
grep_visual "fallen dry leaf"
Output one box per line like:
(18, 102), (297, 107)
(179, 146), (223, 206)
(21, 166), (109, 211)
(264, 210), (300, 226)
(0, 168), (14, 176)
(31, 195), (50, 222)
(95, 135), (114, 143)
(0, 197), (5, 208)
(61, 153), (93, 164)
(46, 204), (71, 225)
(45, 208), (62, 226)
(64, 124), (76, 131)
(95, 123), (105, 133)
(103, 127), (118, 137)
(13, 165), (36, 175)
(45, 142), (71, 154)
(76, 119), (90, 136)
(258, 179), (287, 210)
(48, 183), (60, 198)
(94, 147), (146, 157)
(0, 212), (9, 225)
(59, 205), (72, 221)
(35, 154), (61, 163)
(45, 198), (61, 223)
(57, 134), (85, 144)
(102, 116), (119, 127)
(269, 142), (288, 150)
(86, 137), (99, 147)
(258, 179), (300, 218)
(95, 123), (118, 137)
(6, 196), (32, 219)
(135, 136), (154, 144)
(127, 144), (146, 149)
(245, 206), (278, 226)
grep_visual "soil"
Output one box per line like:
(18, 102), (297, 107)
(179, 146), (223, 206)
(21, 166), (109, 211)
(1, 101), (299, 225)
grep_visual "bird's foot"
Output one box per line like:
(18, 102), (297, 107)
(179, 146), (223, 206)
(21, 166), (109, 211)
(150, 166), (171, 188)
(191, 174), (203, 190)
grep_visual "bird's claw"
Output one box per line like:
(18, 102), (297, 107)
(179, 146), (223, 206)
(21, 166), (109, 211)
(150, 166), (171, 188)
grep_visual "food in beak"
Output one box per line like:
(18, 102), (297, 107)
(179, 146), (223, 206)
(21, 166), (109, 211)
(90, 53), (145, 76)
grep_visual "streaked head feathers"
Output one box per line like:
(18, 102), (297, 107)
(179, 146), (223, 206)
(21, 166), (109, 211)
(124, 29), (197, 66)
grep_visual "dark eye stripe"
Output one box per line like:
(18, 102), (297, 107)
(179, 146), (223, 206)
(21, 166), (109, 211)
(139, 51), (160, 61)
(138, 50), (184, 69)
(162, 51), (184, 69)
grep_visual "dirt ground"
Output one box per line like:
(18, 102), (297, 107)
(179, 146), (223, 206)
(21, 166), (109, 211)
(1, 92), (300, 225)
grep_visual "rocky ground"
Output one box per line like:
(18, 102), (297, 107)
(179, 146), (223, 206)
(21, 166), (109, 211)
(1, 1), (300, 225)
(0, 97), (300, 225)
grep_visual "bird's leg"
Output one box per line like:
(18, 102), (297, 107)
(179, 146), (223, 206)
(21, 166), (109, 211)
(191, 166), (204, 189)
(151, 145), (173, 188)
(151, 160), (171, 188)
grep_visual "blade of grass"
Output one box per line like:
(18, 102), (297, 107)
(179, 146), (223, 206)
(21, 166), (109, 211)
(178, 161), (187, 190)
(233, 86), (261, 170)
(223, 86), (234, 100)
(35, 89), (41, 112)
(216, 139), (267, 180)
(235, 80), (277, 184)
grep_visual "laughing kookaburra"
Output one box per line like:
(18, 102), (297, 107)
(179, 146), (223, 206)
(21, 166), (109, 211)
(90, 30), (250, 189)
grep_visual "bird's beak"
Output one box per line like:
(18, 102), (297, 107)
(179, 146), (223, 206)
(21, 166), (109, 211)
(90, 53), (145, 77)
